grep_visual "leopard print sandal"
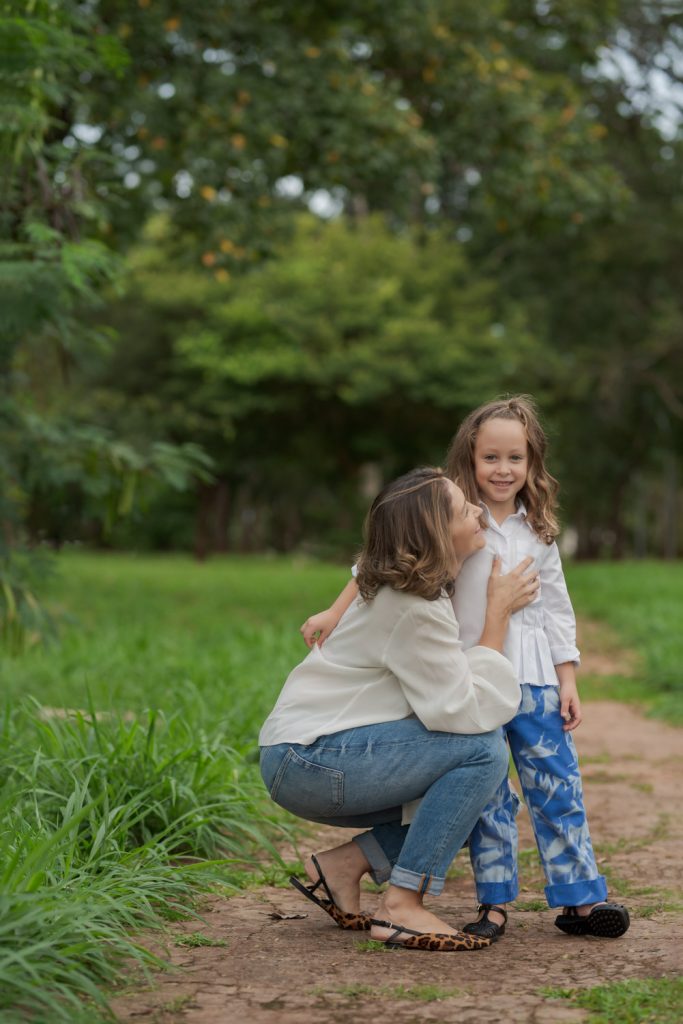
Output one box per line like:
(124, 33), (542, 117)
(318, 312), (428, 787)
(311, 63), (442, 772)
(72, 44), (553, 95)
(289, 854), (371, 931)
(370, 918), (492, 952)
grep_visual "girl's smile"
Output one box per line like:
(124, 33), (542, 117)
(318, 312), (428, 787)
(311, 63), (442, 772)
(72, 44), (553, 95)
(474, 418), (529, 523)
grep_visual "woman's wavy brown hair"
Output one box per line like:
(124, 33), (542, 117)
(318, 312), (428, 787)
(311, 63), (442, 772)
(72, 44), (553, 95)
(355, 467), (456, 602)
(446, 395), (559, 544)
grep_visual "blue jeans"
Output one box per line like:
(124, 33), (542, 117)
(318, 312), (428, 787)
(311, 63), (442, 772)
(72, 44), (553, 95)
(468, 684), (608, 908)
(260, 717), (508, 896)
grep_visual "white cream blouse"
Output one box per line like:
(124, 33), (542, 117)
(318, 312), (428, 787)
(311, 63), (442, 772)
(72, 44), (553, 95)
(259, 586), (520, 747)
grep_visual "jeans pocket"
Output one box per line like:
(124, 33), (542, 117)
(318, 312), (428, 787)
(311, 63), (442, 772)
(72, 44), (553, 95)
(269, 747), (344, 818)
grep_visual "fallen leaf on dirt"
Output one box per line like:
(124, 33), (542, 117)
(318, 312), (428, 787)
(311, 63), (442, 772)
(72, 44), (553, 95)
(268, 911), (308, 920)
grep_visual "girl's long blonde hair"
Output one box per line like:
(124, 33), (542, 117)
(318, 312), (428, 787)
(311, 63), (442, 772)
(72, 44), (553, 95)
(355, 467), (455, 601)
(446, 395), (559, 544)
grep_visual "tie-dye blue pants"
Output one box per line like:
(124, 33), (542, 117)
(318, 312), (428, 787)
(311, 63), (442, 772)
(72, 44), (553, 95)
(468, 683), (608, 909)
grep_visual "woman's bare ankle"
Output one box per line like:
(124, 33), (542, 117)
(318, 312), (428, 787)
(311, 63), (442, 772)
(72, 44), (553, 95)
(304, 842), (369, 913)
(380, 885), (421, 918)
(306, 841), (368, 882)
(371, 885), (461, 940)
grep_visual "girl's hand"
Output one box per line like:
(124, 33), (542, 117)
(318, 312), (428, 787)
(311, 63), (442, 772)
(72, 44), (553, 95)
(300, 608), (340, 648)
(559, 681), (583, 731)
(487, 555), (540, 616)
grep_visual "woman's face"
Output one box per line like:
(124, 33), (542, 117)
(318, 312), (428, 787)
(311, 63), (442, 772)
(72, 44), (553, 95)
(446, 480), (485, 568)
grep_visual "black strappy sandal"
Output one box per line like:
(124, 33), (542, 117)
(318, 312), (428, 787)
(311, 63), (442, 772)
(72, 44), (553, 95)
(369, 918), (491, 951)
(462, 904), (508, 941)
(554, 903), (630, 938)
(289, 854), (371, 931)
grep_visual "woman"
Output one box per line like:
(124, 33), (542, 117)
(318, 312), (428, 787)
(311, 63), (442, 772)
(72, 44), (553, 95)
(259, 467), (539, 951)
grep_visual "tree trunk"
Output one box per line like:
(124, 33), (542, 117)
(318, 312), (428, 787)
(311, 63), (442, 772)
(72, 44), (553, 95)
(194, 480), (232, 559)
(662, 454), (679, 560)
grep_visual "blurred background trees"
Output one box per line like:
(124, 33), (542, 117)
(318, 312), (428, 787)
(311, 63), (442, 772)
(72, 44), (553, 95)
(3, 0), (682, 573)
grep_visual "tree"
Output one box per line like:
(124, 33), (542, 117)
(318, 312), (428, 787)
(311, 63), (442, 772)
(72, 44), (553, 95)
(5, 1), (683, 561)
(470, 4), (683, 556)
(0, 2), (211, 648)
(21, 2), (630, 263)
(71, 214), (548, 554)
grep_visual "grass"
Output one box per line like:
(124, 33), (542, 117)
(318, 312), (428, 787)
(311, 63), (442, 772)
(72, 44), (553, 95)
(566, 560), (683, 724)
(173, 932), (228, 948)
(332, 982), (463, 1001)
(512, 899), (547, 912)
(541, 977), (683, 1023)
(595, 813), (670, 857)
(0, 552), (681, 1020)
(354, 938), (396, 953)
(1, 552), (348, 724)
(0, 702), (294, 1023)
(0, 552), (349, 1022)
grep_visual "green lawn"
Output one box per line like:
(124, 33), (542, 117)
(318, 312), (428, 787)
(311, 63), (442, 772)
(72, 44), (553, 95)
(566, 560), (683, 724)
(3, 552), (349, 735)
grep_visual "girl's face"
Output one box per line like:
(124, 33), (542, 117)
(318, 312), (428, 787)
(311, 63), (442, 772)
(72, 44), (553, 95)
(474, 417), (529, 516)
(446, 480), (485, 566)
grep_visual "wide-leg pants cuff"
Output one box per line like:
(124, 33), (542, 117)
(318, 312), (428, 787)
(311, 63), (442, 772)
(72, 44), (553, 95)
(475, 880), (518, 905)
(544, 875), (608, 909)
(390, 864), (445, 896)
(352, 831), (392, 885)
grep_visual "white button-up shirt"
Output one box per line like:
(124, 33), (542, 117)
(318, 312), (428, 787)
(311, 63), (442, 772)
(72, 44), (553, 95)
(451, 503), (580, 687)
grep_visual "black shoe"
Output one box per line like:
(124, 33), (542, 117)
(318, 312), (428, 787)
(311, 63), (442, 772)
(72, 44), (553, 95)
(462, 903), (508, 941)
(554, 903), (630, 938)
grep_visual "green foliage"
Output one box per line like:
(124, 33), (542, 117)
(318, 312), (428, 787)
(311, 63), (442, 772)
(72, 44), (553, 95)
(77, 214), (544, 554)
(3, 0), (683, 570)
(34, 0), (632, 263)
(0, 702), (293, 1022)
(18, 413), (213, 541)
(0, 402), (214, 652)
(0, 3), (126, 355)
(0, 1), (217, 650)
(175, 216), (539, 409)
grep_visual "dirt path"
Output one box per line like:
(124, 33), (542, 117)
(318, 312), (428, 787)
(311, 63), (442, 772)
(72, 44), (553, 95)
(112, 692), (682, 1023)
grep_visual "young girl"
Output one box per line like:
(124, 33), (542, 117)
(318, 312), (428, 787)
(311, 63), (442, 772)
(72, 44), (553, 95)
(302, 396), (630, 940)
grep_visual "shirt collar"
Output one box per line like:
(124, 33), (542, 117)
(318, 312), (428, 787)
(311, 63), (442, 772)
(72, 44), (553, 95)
(480, 500), (527, 529)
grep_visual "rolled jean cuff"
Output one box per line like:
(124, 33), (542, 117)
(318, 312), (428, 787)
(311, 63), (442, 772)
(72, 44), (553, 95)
(475, 880), (518, 905)
(390, 864), (445, 897)
(352, 831), (392, 885)
(544, 875), (608, 909)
